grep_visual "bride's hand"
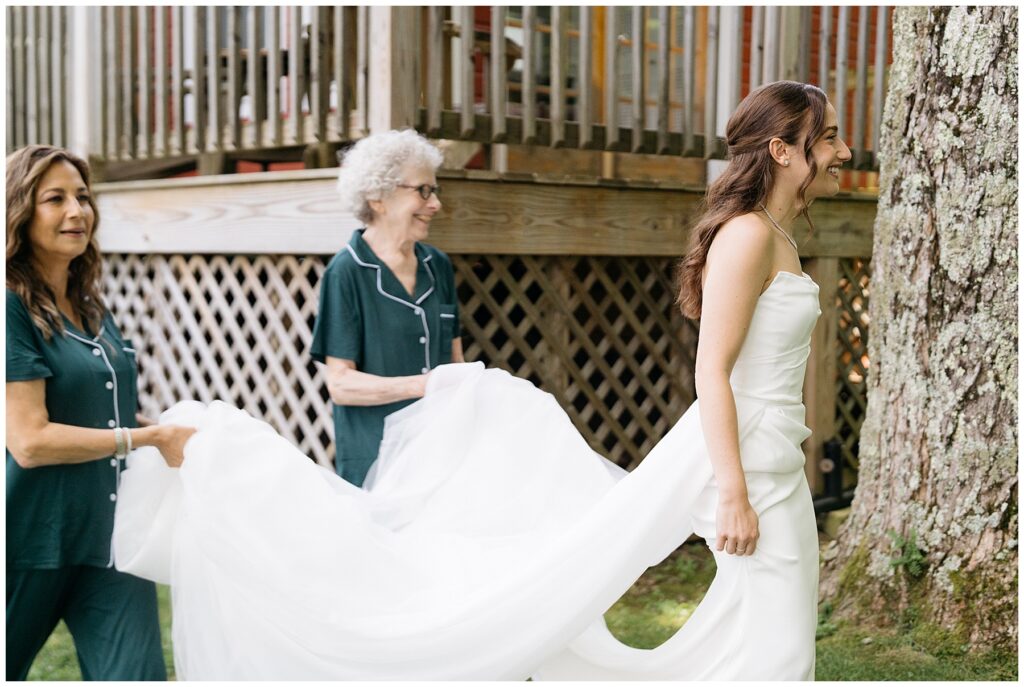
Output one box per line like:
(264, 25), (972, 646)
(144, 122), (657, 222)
(715, 495), (759, 556)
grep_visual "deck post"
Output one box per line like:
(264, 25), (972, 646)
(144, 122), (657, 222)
(367, 6), (417, 134)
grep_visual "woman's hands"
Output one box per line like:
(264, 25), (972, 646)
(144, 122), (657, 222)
(715, 493), (760, 556)
(146, 425), (197, 468)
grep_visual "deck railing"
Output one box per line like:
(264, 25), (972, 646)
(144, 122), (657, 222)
(6, 6), (892, 174)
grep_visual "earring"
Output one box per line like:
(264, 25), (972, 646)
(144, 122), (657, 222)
(783, 159), (790, 166)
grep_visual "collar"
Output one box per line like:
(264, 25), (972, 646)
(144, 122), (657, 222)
(346, 229), (436, 305)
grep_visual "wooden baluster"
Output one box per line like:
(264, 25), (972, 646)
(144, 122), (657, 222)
(521, 6), (536, 144)
(630, 6), (645, 153)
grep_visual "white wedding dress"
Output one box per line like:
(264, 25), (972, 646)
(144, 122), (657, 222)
(113, 271), (821, 680)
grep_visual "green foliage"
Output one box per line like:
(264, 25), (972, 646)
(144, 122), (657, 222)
(887, 529), (927, 578)
(816, 600), (838, 639)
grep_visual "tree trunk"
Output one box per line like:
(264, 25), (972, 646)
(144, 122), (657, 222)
(820, 6), (1017, 652)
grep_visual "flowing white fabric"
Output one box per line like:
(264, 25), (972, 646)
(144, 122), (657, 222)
(112, 271), (821, 680)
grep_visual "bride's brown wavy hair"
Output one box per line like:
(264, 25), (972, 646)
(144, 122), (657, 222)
(6, 145), (106, 339)
(675, 81), (827, 319)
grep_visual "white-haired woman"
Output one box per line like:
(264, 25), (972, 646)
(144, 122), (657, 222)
(310, 129), (464, 486)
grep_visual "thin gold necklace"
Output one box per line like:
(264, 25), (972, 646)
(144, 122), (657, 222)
(759, 204), (798, 252)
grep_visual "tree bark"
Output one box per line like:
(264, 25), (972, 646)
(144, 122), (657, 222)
(820, 6), (1017, 652)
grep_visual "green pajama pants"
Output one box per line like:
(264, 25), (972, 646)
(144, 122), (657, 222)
(6, 565), (166, 681)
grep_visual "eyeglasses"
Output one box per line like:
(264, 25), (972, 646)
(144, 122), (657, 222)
(397, 184), (441, 200)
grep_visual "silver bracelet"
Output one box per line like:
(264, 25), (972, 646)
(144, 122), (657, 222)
(113, 427), (126, 458)
(124, 427), (133, 454)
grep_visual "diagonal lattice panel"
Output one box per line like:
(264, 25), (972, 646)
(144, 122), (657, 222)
(835, 257), (871, 486)
(103, 253), (865, 477)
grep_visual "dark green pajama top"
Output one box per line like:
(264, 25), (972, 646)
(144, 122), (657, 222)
(310, 230), (460, 487)
(6, 290), (140, 570)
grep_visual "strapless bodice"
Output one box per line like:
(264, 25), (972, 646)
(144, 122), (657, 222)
(729, 271), (821, 405)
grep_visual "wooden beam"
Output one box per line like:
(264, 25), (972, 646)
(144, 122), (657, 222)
(94, 168), (876, 257)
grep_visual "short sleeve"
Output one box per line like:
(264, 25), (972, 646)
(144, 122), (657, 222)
(309, 260), (363, 365)
(6, 291), (53, 381)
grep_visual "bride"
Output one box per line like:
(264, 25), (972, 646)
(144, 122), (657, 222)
(113, 81), (852, 680)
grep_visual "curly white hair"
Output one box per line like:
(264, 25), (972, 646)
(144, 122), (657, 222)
(336, 129), (444, 224)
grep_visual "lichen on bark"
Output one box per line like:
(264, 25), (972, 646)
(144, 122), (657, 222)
(820, 6), (1018, 652)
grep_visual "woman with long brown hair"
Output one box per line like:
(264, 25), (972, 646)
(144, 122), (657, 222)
(109, 82), (852, 679)
(5, 145), (194, 680)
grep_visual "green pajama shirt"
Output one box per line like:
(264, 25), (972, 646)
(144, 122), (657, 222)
(310, 230), (461, 487)
(5, 290), (165, 681)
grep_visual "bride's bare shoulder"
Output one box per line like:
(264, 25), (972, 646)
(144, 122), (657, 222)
(708, 213), (773, 261)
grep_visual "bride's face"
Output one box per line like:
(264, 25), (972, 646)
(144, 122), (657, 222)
(801, 103), (852, 201)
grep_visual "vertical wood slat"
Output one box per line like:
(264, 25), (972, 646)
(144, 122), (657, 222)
(138, 7), (151, 157)
(818, 6), (832, 97)
(655, 6), (669, 153)
(798, 7), (811, 84)
(53, 6), (66, 147)
(25, 6), (38, 145)
(355, 6), (369, 137)
(247, 6), (264, 148)
(603, 8), (618, 150)
(310, 6), (327, 143)
(834, 6), (849, 136)
(749, 6), (763, 92)
(122, 6), (136, 158)
(549, 7), (566, 147)
(207, 6), (223, 151)
(98, 8), (109, 157)
(457, 6), (474, 137)
(38, 6), (51, 144)
(630, 6), (645, 153)
(681, 7), (696, 155)
(267, 7), (282, 146)
(871, 6), (889, 165)
(7, 7), (17, 150)
(289, 7), (304, 145)
(577, 7), (592, 148)
(520, 5), (536, 145)
(489, 6), (506, 142)
(172, 7), (185, 155)
(227, 6), (241, 148)
(852, 6), (869, 168)
(334, 6), (349, 140)
(726, 7), (742, 113)
(155, 7), (167, 155)
(109, 7), (122, 158)
(762, 6), (779, 84)
(425, 6), (444, 135)
(703, 7), (719, 159)
(192, 6), (207, 153)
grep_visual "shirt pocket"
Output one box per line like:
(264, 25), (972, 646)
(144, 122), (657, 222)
(438, 304), (458, 359)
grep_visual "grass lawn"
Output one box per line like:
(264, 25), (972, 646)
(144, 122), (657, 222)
(28, 546), (1017, 680)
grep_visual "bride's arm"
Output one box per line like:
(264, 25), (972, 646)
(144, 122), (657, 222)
(693, 217), (774, 556)
(324, 356), (429, 406)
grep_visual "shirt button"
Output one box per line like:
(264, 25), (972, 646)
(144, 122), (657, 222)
(413, 307), (421, 315)
(109, 493), (117, 502)
(105, 381), (114, 390)
(107, 420), (116, 428)
(421, 367), (429, 374)
(419, 336), (426, 344)
(92, 349), (101, 356)
(110, 458), (118, 467)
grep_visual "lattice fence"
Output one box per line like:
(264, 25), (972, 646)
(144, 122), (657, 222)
(835, 257), (871, 488)
(104, 253), (699, 471)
